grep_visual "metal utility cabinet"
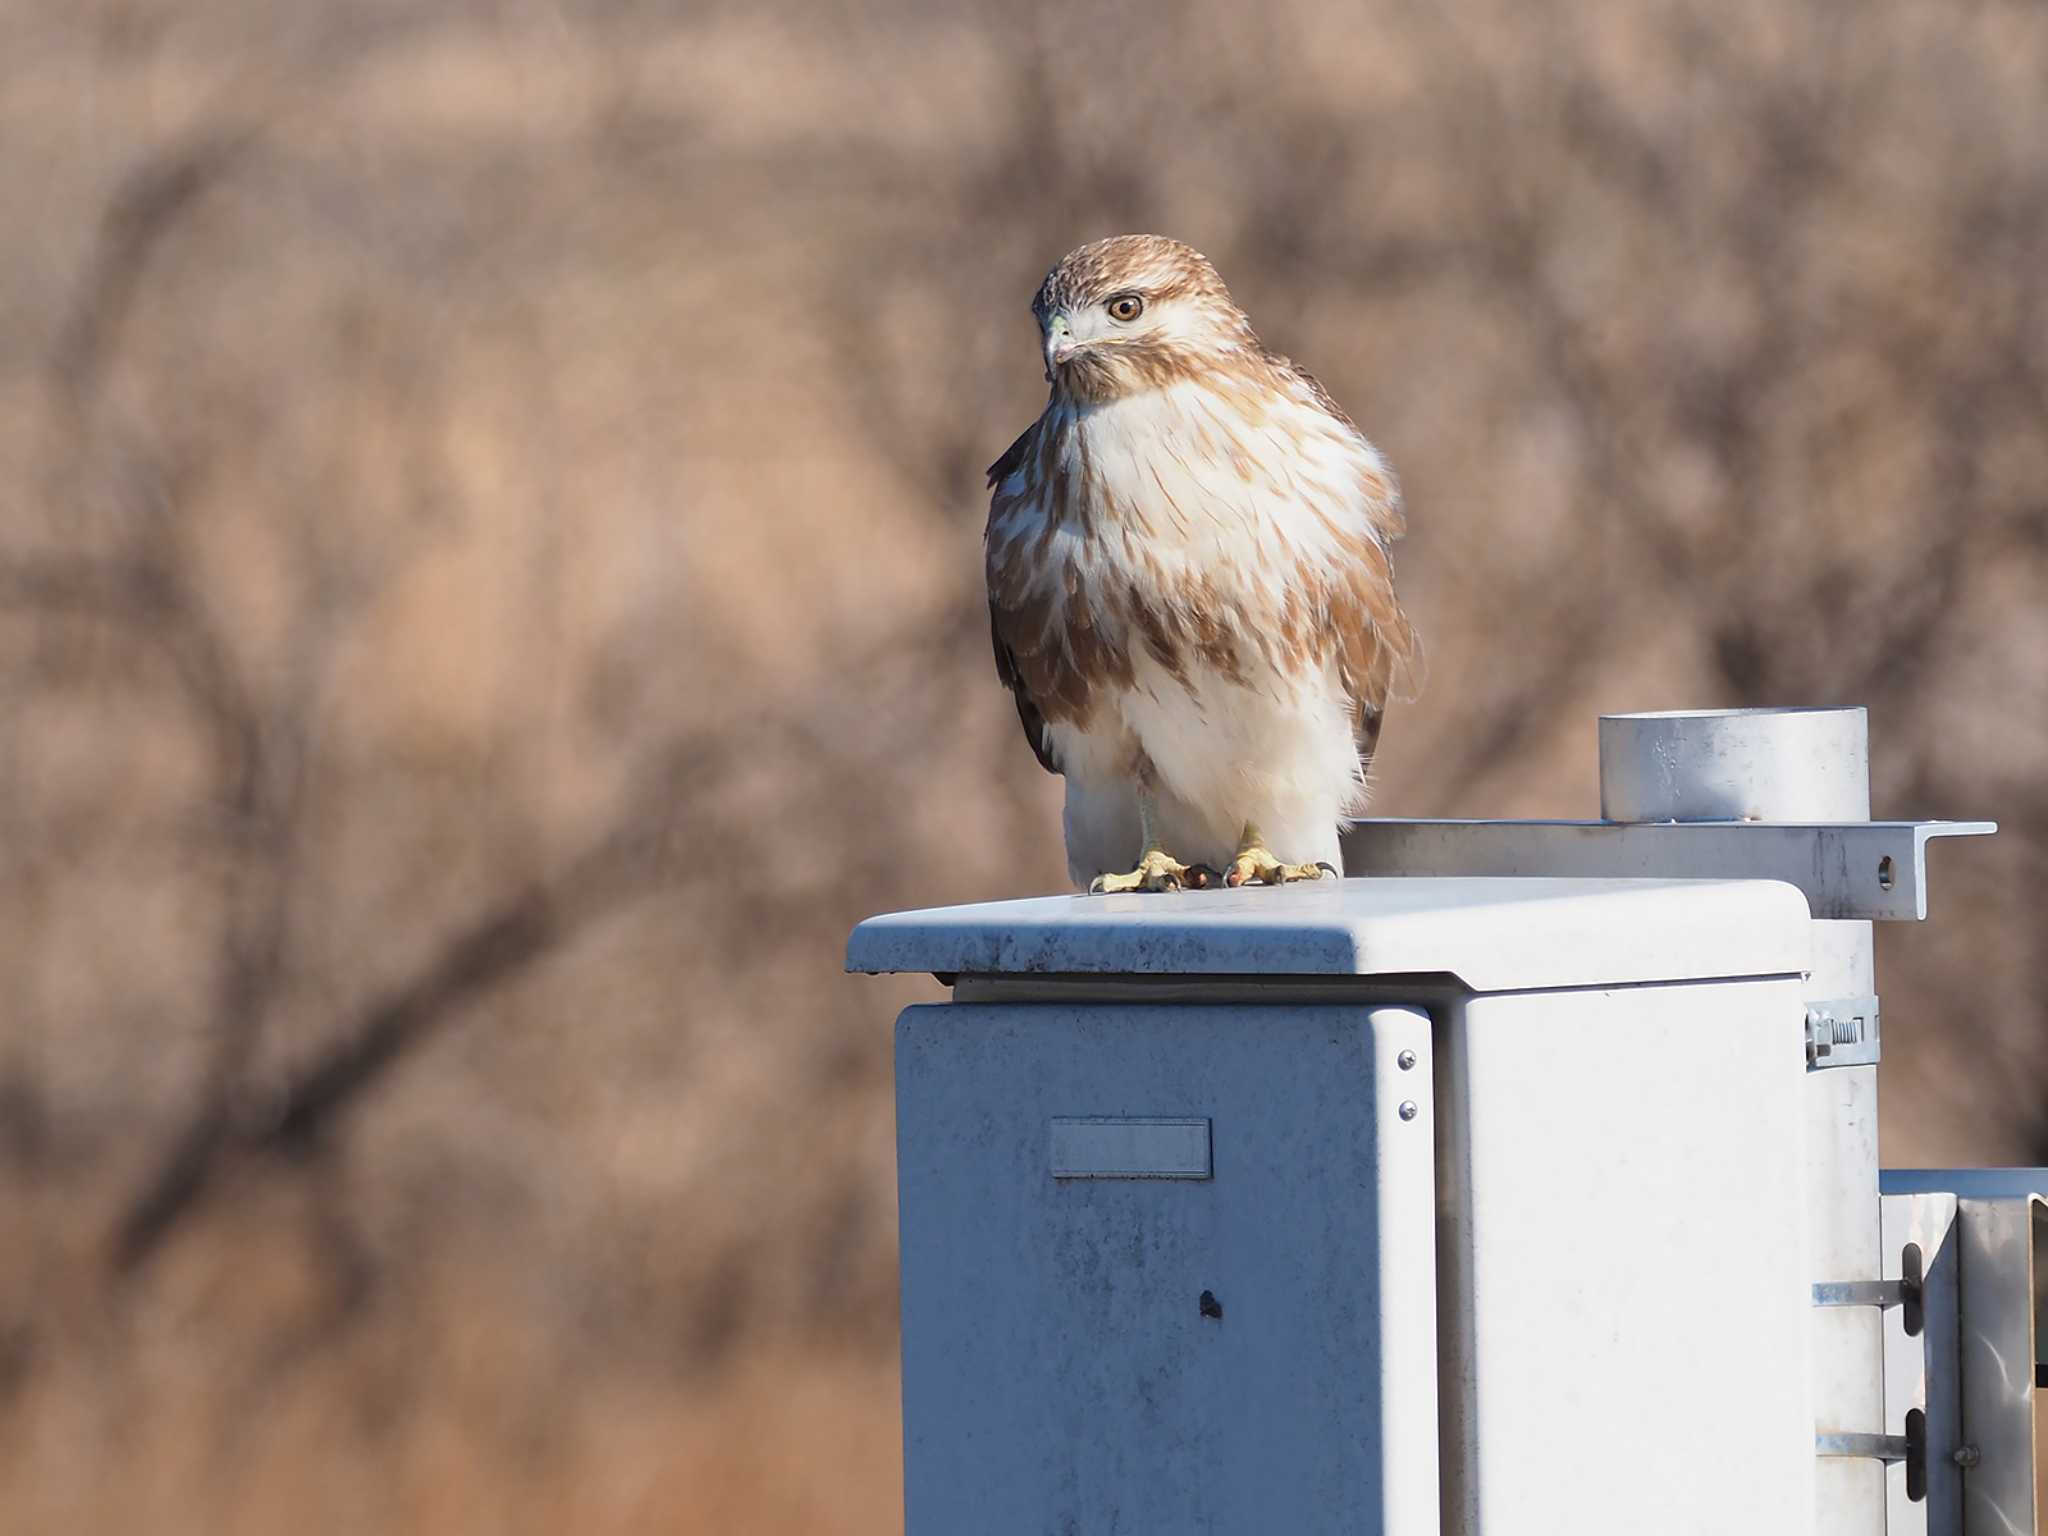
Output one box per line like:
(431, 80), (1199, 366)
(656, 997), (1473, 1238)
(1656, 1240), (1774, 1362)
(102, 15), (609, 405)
(847, 708), (2012, 1536)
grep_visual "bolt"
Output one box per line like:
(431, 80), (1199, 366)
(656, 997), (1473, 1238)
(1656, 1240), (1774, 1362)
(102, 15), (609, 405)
(1953, 1444), (1981, 1469)
(1397, 1049), (1417, 1071)
(1398, 1100), (1419, 1122)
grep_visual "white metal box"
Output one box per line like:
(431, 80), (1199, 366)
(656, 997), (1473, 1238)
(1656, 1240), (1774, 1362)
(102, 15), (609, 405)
(854, 877), (1821, 1535)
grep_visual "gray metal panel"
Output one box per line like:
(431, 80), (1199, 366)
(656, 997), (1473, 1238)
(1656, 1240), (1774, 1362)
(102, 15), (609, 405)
(1436, 979), (1816, 1534)
(1955, 1196), (2043, 1536)
(1340, 819), (1995, 921)
(1881, 1192), (1961, 1536)
(894, 1002), (1438, 1536)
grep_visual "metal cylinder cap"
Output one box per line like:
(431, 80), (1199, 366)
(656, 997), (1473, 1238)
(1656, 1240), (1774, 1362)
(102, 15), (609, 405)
(1598, 707), (1871, 823)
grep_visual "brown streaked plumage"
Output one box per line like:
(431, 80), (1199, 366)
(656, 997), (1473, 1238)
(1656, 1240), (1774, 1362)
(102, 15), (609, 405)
(985, 234), (1419, 892)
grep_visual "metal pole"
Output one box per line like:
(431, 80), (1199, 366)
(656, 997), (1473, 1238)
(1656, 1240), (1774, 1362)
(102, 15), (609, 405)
(1601, 708), (1882, 1536)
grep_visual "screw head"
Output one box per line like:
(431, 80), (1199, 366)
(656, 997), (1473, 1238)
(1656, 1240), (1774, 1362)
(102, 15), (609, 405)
(1954, 1444), (1981, 1469)
(1397, 1049), (1417, 1071)
(1398, 1100), (1419, 1121)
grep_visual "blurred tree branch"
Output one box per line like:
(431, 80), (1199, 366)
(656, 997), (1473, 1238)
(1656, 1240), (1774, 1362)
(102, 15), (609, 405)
(52, 121), (263, 406)
(110, 819), (664, 1271)
(103, 601), (982, 1272)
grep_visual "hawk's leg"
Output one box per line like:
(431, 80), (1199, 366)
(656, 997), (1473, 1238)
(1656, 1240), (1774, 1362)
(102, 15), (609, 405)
(1088, 792), (1216, 894)
(1224, 823), (1337, 888)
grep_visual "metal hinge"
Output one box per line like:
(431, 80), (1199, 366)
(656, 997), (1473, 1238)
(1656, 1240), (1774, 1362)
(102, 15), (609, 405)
(1806, 995), (1880, 1070)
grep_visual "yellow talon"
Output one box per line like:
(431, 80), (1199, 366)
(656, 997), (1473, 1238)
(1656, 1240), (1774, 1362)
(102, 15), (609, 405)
(1223, 826), (1337, 888)
(1088, 848), (1209, 894)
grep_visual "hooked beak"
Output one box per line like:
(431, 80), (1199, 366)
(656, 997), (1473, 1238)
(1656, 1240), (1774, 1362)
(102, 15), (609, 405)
(1043, 313), (1078, 378)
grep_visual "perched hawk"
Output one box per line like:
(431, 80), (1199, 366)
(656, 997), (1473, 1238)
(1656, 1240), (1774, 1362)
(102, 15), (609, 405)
(985, 234), (1419, 892)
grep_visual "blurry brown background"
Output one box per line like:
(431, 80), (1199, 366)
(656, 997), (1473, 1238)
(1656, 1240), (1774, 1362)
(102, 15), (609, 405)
(0, 0), (2042, 1529)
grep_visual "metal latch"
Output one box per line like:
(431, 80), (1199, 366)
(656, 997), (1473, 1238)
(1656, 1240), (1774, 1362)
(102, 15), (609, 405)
(1806, 995), (1880, 1070)
(1815, 1429), (1918, 1464)
(1817, 1413), (1929, 1503)
(1813, 1239), (1934, 1503)
(1812, 1243), (1923, 1333)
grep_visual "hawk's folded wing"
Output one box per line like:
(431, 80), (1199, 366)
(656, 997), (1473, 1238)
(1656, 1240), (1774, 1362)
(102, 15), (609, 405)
(991, 604), (1059, 775)
(1273, 359), (1422, 768)
(986, 424), (1060, 776)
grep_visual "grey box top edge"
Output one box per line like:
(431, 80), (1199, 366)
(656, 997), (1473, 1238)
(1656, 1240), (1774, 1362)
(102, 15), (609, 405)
(848, 875), (1812, 993)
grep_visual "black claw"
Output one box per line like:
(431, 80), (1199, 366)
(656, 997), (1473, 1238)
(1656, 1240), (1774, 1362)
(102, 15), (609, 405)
(1315, 862), (1339, 879)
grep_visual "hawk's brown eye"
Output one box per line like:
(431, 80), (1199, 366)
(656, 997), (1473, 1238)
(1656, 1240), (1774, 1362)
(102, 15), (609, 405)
(1106, 293), (1144, 323)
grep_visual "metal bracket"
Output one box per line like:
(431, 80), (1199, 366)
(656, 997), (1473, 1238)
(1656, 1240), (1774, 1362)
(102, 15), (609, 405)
(1812, 1278), (1913, 1309)
(1814, 1221), (1949, 1518)
(1815, 1240), (1923, 1353)
(1817, 1412), (1930, 1506)
(1341, 818), (1996, 921)
(1805, 995), (1881, 1070)
(1874, 1191), (1964, 1532)
(1816, 1430), (1919, 1464)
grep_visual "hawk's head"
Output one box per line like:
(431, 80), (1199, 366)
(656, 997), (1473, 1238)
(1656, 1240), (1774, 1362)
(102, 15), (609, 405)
(1031, 235), (1258, 402)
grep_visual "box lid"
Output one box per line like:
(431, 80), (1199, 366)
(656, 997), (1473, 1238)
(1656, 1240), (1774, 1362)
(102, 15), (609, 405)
(847, 877), (1811, 992)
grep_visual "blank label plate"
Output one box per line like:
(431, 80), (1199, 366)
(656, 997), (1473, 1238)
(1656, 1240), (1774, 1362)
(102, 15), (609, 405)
(1048, 1117), (1211, 1179)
